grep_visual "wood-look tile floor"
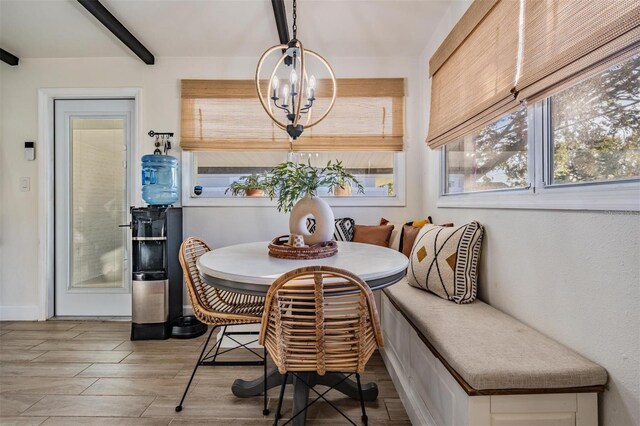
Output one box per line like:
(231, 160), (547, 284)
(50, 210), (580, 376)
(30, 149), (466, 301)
(0, 321), (410, 425)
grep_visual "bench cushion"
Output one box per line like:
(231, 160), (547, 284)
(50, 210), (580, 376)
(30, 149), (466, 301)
(384, 279), (608, 390)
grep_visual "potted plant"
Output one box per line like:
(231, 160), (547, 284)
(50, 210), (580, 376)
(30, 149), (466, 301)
(225, 172), (269, 197)
(333, 176), (353, 196)
(265, 160), (363, 244)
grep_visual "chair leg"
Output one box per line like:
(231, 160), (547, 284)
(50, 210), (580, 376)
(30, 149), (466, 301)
(209, 325), (227, 363)
(273, 372), (288, 425)
(200, 328), (264, 366)
(175, 326), (217, 412)
(263, 346), (270, 415)
(356, 373), (368, 425)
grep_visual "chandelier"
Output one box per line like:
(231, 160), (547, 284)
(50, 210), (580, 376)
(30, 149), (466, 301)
(255, 0), (336, 140)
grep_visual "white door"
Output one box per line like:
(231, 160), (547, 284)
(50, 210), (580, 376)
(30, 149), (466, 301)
(54, 99), (134, 316)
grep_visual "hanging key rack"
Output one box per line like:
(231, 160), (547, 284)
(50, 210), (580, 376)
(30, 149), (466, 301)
(148, 130), (174, 155)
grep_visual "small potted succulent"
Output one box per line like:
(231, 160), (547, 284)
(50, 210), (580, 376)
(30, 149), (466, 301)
(265, 160), (363, 244)
(225, 172), (269, 197)
(332, 176), (354, 196)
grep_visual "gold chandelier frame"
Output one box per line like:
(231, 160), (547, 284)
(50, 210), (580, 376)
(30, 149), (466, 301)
(255, 39), (337, 132)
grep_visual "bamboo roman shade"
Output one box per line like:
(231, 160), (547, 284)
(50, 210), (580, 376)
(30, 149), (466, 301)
(426, 0), (640, 149)
(181, 78), (404, 151)
(515, 0), (640, 102)
(426, 0), (520, 149)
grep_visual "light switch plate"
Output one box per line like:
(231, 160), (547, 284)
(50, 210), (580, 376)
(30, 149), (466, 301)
(20, 177), (30, 192)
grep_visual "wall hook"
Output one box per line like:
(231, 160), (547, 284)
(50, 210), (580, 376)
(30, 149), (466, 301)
(149, 130), (174, 155)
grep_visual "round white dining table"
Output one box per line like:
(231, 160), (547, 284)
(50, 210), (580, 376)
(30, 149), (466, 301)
(197, 240), (409, 295)
(196, 240), (408, 426)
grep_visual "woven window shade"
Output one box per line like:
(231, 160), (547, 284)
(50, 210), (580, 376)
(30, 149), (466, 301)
(516, 0), (640, 103)
(426, 0), (520, 149)
(181, 78), (404, 152)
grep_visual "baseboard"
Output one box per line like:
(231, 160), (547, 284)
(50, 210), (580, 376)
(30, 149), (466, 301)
(0, 305), (41, 321)
(182, 305), (194, 316)
(379, 345), (437, 426)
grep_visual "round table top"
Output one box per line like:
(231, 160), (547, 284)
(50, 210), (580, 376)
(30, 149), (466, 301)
(197, 241), (409, 295)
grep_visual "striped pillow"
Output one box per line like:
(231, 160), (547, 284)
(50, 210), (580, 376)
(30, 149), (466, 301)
(306, 217), (355, 242)
(407, 222), (484, 304)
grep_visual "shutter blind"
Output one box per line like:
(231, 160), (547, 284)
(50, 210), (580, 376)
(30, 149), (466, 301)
(181, 78), (405, 152)
(426, 0), (640, 149)
(426, 0), (520, 149)
(516, 0), (640, 103)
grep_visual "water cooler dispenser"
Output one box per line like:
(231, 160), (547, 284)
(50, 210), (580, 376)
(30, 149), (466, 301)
(141, 154), (179, 206)
(130, 154), (206, 340)
(131, 206), (183, 340)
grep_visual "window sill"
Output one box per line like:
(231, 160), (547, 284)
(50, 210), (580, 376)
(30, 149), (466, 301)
(182, 195), (406, 208)
(437, 181), (640, 212)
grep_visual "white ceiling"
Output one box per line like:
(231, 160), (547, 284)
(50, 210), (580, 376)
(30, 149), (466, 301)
(0, 0), (451, 59)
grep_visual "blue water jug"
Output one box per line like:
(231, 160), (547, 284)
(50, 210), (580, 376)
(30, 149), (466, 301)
(141, 155), (179, 205)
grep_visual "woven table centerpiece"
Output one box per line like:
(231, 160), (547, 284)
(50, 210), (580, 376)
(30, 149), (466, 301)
(268, 235), (338, 260)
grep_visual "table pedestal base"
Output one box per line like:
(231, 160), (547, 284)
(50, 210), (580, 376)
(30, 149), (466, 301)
(232, 367), (378, 425)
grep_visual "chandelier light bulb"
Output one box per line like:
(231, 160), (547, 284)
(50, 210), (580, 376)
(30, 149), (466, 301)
(309, 75), (316, 89)
(290, 69), (298, 85)
(272, 76), (279, 90)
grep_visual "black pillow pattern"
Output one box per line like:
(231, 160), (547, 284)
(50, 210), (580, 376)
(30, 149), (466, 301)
(306, 217), (355, 242)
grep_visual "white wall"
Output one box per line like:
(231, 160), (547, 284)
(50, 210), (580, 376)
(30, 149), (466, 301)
(0, 54), (423, 318)
(419, 2), (640, 425)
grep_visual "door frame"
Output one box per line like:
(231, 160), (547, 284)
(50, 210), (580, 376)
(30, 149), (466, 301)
(38, 88), (142, 320)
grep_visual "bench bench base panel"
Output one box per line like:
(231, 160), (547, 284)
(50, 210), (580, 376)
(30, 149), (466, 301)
(380, 292), (598, 426)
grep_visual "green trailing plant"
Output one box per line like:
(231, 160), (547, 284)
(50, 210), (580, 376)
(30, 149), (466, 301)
(266, 160), (364, 212)
(381, 182), (394, 196)
(225, 172), (270, 196)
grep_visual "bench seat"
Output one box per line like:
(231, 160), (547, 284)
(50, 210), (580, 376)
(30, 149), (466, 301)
(384, 279), (607, 392)
(379, 278), (607, 425)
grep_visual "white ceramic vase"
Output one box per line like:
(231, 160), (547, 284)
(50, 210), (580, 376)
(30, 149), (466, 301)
(289, 193), (335, 245)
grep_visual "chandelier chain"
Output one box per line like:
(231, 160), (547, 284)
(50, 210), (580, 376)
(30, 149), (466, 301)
(292, 0), (297, 40)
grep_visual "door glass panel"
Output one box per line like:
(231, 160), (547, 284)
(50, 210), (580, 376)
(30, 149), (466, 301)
(71, 118), (126, 289)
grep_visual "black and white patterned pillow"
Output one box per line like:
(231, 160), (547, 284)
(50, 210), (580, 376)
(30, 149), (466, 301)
(306, 217), (355, 242)
(407, 221), (484, 304)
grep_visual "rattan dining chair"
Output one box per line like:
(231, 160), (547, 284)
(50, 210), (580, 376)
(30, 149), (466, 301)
(176, 237), (268, 414)
(259, 266), (384, 425)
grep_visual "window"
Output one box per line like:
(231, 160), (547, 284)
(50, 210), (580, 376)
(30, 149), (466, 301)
(429, 0), (639, 211)
(189, 151), (399, 198)
(180, 78), (406, 206)
(444, 108), (528, 194)
(439, 55), (640, 211)
(549, 54), (640, 186)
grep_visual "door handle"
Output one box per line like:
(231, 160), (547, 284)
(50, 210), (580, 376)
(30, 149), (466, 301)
(119, 223), (131, 228)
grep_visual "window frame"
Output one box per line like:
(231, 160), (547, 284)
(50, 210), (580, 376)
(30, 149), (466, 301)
(181, 151), (407, 208)
(440, 107), (532, 196)
(438, 100), (640, 212)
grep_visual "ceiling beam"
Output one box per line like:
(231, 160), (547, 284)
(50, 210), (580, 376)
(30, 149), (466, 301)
(271, 0), (290, 45)
(0, 48), (19, 66)
(77, 0), (154, 65)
